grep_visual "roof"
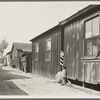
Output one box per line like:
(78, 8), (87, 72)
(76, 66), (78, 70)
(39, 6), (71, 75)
(12, 42), (32, 52)
(30, 24), (59, 41)
(59, 5), (100, 26)
(30, 5), (100, 42)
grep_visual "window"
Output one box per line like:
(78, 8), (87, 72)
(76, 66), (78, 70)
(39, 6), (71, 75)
(84, 16), (99, 56)
(35, 43), (39, 60)
(85, 40), (98, 56)
(46, 38), (51, 61)
(85, 20), (92, 38)
(85, 16), (99, 39)
(93, 17), (99, 36)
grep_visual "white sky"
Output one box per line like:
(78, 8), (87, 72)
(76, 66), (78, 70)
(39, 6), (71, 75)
(0, 1), (100, 55)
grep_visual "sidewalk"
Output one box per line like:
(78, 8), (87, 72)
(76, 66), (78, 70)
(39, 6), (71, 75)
(2, 66), (100, 98)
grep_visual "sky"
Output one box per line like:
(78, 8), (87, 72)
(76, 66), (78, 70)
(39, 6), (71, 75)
(0, 1), (100, 55)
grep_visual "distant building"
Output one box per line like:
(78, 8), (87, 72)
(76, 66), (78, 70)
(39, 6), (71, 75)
(3, 55), (7, 66)
(6, 51), (11, 66)
(10, 42), (32, 70)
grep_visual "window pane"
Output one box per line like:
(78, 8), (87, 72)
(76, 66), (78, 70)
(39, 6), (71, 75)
(35, 52), (38, 59)
(46, 40), (51, 50)
(93, 40), (98, 55)
(35, 44), (39, 53)
(46, 38), (51, 60)
(86, 41), (92, 56)
(85, 20), (92, 38)
(93, 17), (99, 36)
(35, 43), (39, 60)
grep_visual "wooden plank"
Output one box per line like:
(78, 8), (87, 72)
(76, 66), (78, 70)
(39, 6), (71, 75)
(96, 62), (100, 84)
(39, 38), (44, 76)
(82, 63), (85, 82)
(74, 21), (79, 80)
(66, 25), (71, 78)
(57, 30), (61, 74)
(51, 32), (58, 78)
(77, 20), (83, 81)
(91, 62), (96, 84)
(70, 23), (75, 79)
(32, 42), (36, 74)
(27, 53), (32, 73)
(84, 63), (91, 83)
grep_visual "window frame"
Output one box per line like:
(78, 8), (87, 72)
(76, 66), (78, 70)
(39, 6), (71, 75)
(84, 15), (100, 57)
(46, 38), (51, 61)
(35, 43), (39, 61)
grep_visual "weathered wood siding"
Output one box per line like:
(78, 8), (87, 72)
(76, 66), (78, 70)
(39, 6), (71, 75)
(64, 9), (100, 83)
(7, 54), (11, 66)
(11, 47), (23, 69)
(32, 29), (61, 78)
(27, 53), (32, 73)
(64, 20), (83, 81)
(82, 61), (100, 84)
(11, 46), (19, 68)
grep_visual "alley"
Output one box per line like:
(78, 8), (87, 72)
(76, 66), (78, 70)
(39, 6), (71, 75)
(0, 64), (100, 97)
(0, 64), (29, 95)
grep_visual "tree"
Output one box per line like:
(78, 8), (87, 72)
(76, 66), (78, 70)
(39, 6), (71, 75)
(0, 39), (8, 58)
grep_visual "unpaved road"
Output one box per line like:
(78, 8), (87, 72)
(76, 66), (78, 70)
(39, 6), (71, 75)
(0, 64), (29, 95)
(1, 64), (100, 98)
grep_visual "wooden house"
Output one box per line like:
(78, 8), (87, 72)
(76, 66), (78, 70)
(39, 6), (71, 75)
(3, 55), (7, 66)
(30, 5), (100, 85)
(59, 5), (100, 85)
(10, 42), (32, 69)
(30, 25), (61, 78)
(6, 51), (11, 66)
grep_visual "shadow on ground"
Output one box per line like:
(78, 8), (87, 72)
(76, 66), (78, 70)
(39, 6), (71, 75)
(0, 65), (30, 95)
(0, 66), (31, 81)
(0, 81), (28, 95)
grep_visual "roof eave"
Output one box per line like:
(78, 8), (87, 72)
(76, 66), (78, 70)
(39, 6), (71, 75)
(30, 24), (59, 42)
(59, 5), (99, 26)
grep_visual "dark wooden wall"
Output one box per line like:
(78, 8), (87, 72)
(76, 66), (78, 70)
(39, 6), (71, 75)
(64, 10), (100, 83)
(31, 6), (100, 83)
(32, 29), (61, 78)
(64, 20), (84, 81)
(27, 53), (32, 73)
(11, 47), (23, 69)
(17, 50), (24, 69)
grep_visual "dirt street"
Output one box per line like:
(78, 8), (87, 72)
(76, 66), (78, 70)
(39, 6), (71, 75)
(1, 64), (100, 98)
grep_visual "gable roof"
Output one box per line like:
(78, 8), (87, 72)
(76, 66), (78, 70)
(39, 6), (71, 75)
(12, 42), (32, 52)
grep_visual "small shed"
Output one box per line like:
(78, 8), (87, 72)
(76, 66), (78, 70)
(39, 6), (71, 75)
(3, 55), (7, 66)
(10, 42), (32, 69)
(6, 51), (11, 66)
